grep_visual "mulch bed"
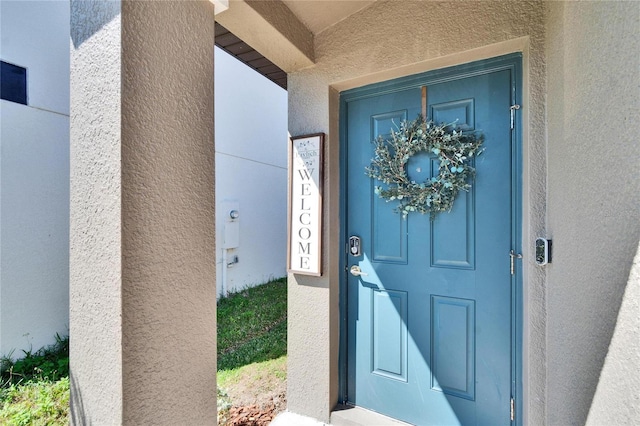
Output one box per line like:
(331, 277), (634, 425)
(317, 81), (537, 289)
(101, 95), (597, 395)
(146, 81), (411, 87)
(227, 403), (276, 426)
(225, 392), (286, 426)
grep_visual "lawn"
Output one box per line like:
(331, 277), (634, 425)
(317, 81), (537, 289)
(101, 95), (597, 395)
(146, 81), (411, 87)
(0, 335), (70, 425)
(0, 277), (288, 425)
(217, 277), (287, 371)
(217, 277), (288, 425)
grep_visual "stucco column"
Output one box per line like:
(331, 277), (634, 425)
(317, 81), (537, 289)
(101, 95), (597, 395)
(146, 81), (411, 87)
(70, 1), (216, 424)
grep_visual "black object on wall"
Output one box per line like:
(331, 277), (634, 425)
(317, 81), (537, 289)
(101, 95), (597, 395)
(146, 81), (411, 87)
(1, 61), (27, 105)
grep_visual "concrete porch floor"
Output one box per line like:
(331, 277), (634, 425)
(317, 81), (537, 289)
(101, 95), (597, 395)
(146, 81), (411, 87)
(271, 405), (412, 426)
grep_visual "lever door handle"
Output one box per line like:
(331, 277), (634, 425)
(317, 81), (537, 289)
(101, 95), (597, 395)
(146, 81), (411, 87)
(349, 265), (368, 277)
(510, 250), (523, 275)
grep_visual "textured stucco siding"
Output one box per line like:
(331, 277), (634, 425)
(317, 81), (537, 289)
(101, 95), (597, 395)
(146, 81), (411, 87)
(66, 0), (640, 424)
(286, 1), (547, 423)
(216, 0), (314, 71)
(545, 2), (640, 425)
(587, 246), (640, 425)
(70, 0), (123, 423)
(71, 1), (216, 424)
(120, 2), (216, 423)
(0, 0), (70, 358)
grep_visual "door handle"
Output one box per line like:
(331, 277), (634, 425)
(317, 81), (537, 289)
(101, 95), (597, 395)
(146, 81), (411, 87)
(510, 250), (523, 275)
(349, 265), (368, 277)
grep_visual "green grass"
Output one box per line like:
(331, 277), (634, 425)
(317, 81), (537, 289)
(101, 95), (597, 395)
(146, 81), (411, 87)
(0, 378), (69, 426)
(0, 335), (70, 425)
(217, 277), (287, 371)
(217, 355), (287, 389)
(0, 278), (287, 424)
(1, 334), (69, 386)
(217, 278), (288, 422)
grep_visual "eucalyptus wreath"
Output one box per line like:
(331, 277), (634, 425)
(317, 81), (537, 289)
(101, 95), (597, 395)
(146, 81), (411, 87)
(365, 115), (483, 219)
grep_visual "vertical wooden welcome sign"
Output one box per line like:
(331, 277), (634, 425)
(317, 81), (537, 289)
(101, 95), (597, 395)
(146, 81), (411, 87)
(288, 133), (324, 276)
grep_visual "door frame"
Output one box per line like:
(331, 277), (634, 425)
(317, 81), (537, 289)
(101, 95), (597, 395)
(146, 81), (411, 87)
(338, 53), (524, 424)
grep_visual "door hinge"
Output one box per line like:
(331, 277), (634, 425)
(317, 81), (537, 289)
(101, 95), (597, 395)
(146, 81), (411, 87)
(510, 104), (520, 129)
(510, 397), (515, 421)
(510, 250), (522, 275)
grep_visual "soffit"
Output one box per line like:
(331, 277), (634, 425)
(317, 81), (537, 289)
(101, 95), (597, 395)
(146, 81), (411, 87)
(281, 0), (376, 35)
(215, 22), (288, 90)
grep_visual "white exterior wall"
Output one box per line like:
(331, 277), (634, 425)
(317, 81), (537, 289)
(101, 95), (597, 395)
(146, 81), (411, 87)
(214, 47), (288, 297)
(545, 2), (640, 424)
(0, 0), (70, 356)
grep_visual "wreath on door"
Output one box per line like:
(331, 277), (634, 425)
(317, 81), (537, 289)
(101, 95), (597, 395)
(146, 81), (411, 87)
(366, 115), (483, 219)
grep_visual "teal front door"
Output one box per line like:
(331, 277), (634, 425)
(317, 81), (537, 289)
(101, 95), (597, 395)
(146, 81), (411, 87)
(343, 57), (521, 425)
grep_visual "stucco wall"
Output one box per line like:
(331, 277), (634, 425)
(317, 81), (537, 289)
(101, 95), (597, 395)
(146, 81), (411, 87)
(214, 47), (288, 296)
(545, 2), (640, 425)
(0, 0), (70, 356)
(121, 2), (216, 423)
(70, 0), (123, 422)
(286, 1), (547, 422)
(588, 246), (640, 425)
(71, 1), (216, 424)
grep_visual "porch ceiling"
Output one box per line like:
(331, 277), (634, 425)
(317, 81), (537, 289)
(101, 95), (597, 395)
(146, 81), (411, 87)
(281, 0), (376, 35)
(215, 0), (379, 90)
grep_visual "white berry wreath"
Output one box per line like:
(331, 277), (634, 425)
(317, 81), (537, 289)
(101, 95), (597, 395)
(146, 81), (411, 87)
(366, 115), (483, 219)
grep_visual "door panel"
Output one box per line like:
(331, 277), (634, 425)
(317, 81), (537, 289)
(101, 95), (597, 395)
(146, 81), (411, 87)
(431, 295), (475, 400)
(372, 289), (408, 381)
(372, 193), (408, 263)
(431, 188), (475, 269)
(345, 68), (513, 425)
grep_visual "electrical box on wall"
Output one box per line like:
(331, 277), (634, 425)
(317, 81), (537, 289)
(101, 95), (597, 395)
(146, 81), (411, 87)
(222, 201), (240, 249)
(224, 221), (239, 249)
